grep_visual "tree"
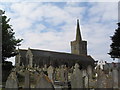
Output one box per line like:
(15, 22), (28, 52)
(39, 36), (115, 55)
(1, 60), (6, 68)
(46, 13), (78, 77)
(108, 22), (120, 60)
(1, 10), (23, 62)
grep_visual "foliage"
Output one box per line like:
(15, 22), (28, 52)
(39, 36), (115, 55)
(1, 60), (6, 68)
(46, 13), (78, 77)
(109, 22), (120, 59)
(1, 10), (23, 61)
(2, 61), (13, 82)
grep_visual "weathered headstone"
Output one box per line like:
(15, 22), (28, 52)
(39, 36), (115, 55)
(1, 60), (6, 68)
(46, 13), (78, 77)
(105, 71), (113, 88)
(35, 72), (54, 88)
(82, 70), (87, 77)
(68, 66), (74, 81)
(59, 65), (65, 82)
(43, 64), (47, 71)
(0, 64), (2, 88)
(87, 65), (93, 79)
(5, 71), (18, 89)
(71, 63), (83, 88)
(119, 68), (120, 89)
(103, 63), (110, 74)
(24, 70), (30, 88)
(47, 65), (54, 82)
(82, 70), (89, 88)
(55, 67), (60, 81)
(112, 67), (119, 88)
(34, 64), (37, 69)
(36, 66), (40, 70)
(84, 75), (89, 88)
(97, 68), (109, 88)
(43, 64), (48, 75)
(64, 65), (68, 82)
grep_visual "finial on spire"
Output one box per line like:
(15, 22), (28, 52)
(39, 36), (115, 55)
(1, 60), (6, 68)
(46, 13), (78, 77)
(76, 19), (82, 41)
(77, 19), (79, 24)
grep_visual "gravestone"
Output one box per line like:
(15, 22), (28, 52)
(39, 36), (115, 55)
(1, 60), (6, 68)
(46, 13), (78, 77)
(55, 67), (60, 81)
(112, 67), (119, 88)
(43, 64), (47, 71)
(37, 67), (42, 72)
(82, 70), (89, 88)
(0, 64), (1, 88)
(35, 72), (54, 88)
(119, 68), (120, 88)
(68, 66), (74, 81)
(87, 65), (96, 88)
(84, 75), (89, 88)
(59, 65), (65, 82)
(105, 71), (112, 88)
(97, 68), (108, 88)
(36, 66), (40, 71)
(47, 65), (54, 82)
(64, 65), (68, 82)
(43, 64), (48, 75)
(34, 64), (37, 69)
(71, 63), (83, 88)
(82, 70), (87, 77)
(24, 70), (30, 88)
(103, 63), (110, 74)
(5, 71), (18, 89)
(87, 65), (93, 79)
(97, 69), (104, 88)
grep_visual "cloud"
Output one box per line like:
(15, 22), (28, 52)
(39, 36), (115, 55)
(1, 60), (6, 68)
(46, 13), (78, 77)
(88, 2), (118, 22)
(1, 0), (119, 2)
(1, 2), (118, 65)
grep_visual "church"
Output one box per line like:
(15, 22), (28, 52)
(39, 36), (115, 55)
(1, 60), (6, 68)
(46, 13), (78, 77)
(15, 19), (95, 69)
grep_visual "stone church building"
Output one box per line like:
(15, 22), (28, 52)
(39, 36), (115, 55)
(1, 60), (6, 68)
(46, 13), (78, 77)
(15, 19), (95, 69)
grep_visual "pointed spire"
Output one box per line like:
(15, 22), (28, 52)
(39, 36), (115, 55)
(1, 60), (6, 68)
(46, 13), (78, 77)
(76, 19), (82, 41)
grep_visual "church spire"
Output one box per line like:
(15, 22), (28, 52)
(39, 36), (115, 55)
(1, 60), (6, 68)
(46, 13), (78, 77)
(71, 19), (87, 55)
(76, 19), (82, 41)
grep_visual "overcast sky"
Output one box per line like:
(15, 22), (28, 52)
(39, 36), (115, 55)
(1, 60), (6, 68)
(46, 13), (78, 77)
(1, 1), (118, 65)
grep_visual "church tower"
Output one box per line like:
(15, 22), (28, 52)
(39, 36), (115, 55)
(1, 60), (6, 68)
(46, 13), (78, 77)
(71, 19), (87, 55)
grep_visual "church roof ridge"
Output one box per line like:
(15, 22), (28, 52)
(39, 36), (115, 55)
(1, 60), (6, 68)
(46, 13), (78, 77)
(17, 49), (27, 57)
(30, 48), (71, 54)
(18, 48), (91, 58)
(18, 48), (92, 59)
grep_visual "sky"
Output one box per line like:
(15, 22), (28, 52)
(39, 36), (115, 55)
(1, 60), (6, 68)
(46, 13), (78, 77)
(0, 1), (118, 65)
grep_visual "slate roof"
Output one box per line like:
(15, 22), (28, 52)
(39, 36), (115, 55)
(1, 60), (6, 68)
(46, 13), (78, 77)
(16, 49), (27, 66)
(29, 49), (95, 66)
(18, 49), (27, 57)
(16, 49), (95, 68)
(30, 49), (92, 60)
